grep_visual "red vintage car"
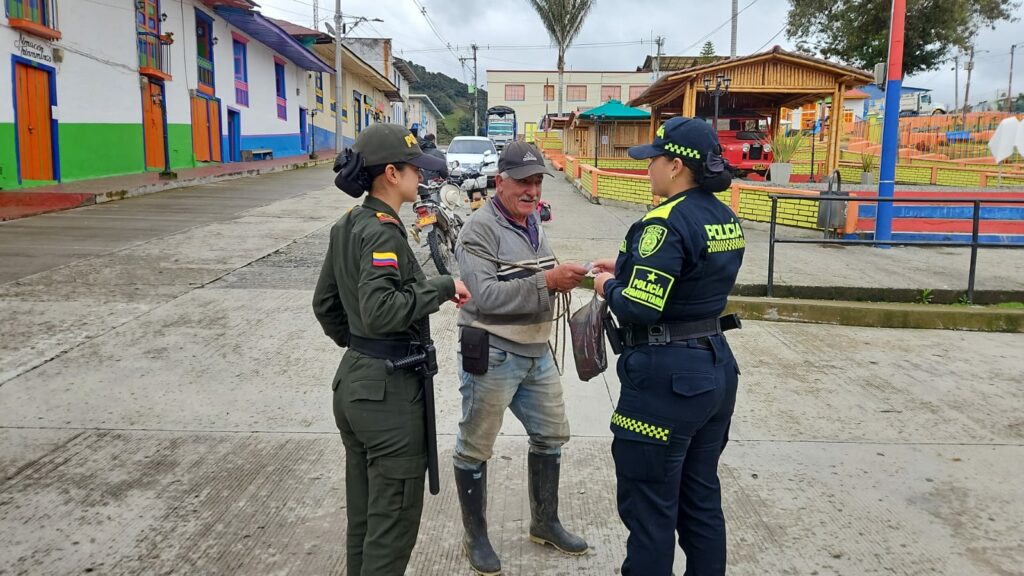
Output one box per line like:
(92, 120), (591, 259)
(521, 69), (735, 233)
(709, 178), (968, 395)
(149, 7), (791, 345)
(702, 114), (774, 177)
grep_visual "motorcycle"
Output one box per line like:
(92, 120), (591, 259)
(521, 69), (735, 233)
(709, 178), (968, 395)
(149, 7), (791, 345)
(412, 178), (465, 276)
(450, 155), (496, 211)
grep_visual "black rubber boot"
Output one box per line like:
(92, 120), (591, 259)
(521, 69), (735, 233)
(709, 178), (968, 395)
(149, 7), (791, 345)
(454, 464), (502, 575)
(527, 452), (589, 555)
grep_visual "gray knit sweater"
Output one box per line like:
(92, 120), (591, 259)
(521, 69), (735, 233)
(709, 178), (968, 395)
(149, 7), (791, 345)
(455, 199), (557, 357)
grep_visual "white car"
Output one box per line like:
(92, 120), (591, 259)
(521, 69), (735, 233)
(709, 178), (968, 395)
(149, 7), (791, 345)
(446, 136), (499, 188)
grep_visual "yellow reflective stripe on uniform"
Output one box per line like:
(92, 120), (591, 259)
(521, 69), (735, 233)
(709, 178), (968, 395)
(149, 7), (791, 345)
(611, 411), (670, 443)
(642, 195), (686, 221)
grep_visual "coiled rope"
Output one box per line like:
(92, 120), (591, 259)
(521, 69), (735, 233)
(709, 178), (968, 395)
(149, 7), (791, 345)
(458, 241), (572, 375)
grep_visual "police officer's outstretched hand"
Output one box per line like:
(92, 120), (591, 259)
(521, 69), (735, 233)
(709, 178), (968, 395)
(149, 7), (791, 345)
(544, 263), (588, 293)
(451, 279), (472, 308)
(590, 258), (617, 275)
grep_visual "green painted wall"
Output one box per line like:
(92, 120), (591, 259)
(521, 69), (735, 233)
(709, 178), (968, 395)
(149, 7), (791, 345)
(0, 123), (17, 190)
(58, 123), (144, 182)
(168, 123), (196, 170)
(0, 122), (204, 189)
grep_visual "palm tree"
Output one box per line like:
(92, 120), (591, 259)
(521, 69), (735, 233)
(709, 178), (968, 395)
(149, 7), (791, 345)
(528, 0), (596, 115)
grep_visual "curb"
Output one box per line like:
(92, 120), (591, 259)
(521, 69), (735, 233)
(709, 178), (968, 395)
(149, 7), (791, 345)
(732, 284), (1024, 307)
(725, 296), (1024, 333)
(1, 157), (335, 221)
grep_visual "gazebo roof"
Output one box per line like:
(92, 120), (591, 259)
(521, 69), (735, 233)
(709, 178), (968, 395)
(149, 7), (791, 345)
(578, 99), (650, 121)
(628, 45), (872, 113)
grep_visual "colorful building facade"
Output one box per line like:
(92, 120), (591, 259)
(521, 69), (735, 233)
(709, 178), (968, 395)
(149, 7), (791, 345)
(0, 0), (331, 190)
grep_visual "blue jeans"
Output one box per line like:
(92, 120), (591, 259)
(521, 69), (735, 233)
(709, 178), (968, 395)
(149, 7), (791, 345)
(454, 346), (571, 471)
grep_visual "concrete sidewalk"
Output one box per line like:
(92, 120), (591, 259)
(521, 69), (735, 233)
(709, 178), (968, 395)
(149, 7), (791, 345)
(1, 165), (1022, 574)
(0, 152), (333, 221)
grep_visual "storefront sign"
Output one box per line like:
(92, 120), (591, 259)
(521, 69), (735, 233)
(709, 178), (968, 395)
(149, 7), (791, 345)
(16, 35), (53, 64)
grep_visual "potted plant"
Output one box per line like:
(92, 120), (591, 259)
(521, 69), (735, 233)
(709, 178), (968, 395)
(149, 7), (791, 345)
(859, 153), (876, 185)
(768, 131), (803, 184)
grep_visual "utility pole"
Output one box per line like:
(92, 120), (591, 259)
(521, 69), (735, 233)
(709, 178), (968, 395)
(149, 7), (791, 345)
(313, 0), (318, 29)
(334, 0), (344, 152)
(460, 44), (480, 135)
(730, 0), (738, 57)
(472, 44), (478, 135)
(953, 53), (960, 113)
(1009, 44), (1017, 112)
(962, 45), (975, 124)
(653, 35), (664, 78)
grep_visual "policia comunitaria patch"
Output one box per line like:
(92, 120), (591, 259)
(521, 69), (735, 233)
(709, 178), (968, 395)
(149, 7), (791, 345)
(621, 265), (675, 312)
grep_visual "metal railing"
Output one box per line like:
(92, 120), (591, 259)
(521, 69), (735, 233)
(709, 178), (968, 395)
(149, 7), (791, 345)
(197, 56), (214, 90)
(137, 31), (172, 77)
(7, 0), (58, 29)
(767, 184), (1024, 303)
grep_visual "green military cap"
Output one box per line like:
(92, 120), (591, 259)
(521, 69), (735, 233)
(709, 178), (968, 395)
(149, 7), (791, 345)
(354, 124), (446, 172)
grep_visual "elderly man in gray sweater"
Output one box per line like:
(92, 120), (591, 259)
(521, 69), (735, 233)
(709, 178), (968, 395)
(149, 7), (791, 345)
(452, 141), (589, 575)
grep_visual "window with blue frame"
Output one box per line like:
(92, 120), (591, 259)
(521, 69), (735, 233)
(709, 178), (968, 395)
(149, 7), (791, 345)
(274, 57), (286, 120)
(233, 35), (248, 106)
(195, 10), (215, 95)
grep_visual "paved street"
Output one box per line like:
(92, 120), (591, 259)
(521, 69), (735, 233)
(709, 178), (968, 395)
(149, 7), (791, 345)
(1, 165), (1022, 575)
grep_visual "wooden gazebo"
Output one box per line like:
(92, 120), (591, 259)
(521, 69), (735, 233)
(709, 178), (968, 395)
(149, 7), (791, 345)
(565, 99), (651, 160)
(628, 46), (873, 173)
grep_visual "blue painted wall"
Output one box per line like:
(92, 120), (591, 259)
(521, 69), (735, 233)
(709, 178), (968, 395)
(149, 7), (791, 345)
(310, 126), (353, 154)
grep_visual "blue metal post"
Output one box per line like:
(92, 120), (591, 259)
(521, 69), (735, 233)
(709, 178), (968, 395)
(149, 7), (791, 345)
(876, 0), (906, 242)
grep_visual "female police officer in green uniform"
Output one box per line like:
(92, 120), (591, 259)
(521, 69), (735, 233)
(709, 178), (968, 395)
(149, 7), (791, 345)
(313, 124), (471, 576)
(592, 117), (744, 576)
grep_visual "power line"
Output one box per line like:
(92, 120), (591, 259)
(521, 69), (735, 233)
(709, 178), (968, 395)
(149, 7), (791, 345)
(408, 0), (461, 63)
(675, 0), (760, 55)
(754, 25), (786, 53)
(400, 39), (654, 55)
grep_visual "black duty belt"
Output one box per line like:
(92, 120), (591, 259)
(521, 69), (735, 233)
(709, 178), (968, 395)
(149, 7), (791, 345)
(617, 314), (742, 348)
(349, 335), (415, 361)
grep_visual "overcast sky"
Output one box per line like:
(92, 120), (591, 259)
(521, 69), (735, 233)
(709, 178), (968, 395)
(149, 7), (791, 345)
(258, 0), (1024, 108)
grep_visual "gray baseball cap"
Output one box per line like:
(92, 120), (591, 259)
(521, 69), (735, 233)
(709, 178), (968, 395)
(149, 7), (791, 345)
(498, 141), (555, 179)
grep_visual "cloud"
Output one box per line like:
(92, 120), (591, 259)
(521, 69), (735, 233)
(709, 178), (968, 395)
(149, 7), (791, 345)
(258, 0), (1023, 106)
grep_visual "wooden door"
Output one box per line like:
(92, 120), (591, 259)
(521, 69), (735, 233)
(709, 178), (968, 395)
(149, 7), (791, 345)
(191, 95), (210, 162)
(143, 81), (165, 169)
(15, 62), (54, 181)
(207, 98), (222, 162)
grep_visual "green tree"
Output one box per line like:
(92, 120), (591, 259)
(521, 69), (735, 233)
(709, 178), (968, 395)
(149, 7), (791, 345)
(785, 0), (1020, 76)
(528, 0), (596, 115)
(700, 41), (716, 64)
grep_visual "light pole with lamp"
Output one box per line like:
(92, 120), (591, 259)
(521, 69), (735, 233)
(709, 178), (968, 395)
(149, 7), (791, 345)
(703, 73), (731, 128)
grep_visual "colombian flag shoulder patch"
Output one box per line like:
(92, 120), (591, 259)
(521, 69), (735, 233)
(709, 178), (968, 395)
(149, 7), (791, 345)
(376, 212), (401, 226)
(372, 252), (399, 269)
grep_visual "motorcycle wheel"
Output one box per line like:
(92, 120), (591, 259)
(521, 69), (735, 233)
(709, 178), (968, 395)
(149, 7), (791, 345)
(428, 228), (454, 276)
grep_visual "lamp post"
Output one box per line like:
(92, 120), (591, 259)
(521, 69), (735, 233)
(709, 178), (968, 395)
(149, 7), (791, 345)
(309, 107), (318, 159)
(593, 113), (606, 169)
(703, 73), (731, 127)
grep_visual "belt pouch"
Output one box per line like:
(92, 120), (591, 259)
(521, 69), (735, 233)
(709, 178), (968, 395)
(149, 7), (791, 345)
(461, 327), (489, 375)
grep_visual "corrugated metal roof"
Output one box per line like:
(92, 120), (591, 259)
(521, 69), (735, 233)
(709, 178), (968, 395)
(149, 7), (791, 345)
(214, 8), (333, 73)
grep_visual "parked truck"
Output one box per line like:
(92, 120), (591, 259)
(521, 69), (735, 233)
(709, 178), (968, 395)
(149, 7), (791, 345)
(900, 91), (947, 116)
(485, 106), (517, 151)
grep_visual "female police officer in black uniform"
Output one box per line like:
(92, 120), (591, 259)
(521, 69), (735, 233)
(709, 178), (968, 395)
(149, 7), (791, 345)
(313, 124), (471, 576)
(593, 116), (744, 576)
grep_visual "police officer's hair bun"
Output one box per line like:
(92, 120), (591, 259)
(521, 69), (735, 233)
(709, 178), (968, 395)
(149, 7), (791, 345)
(333, 148), (372, 198)
(681, 145), (733, 193)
